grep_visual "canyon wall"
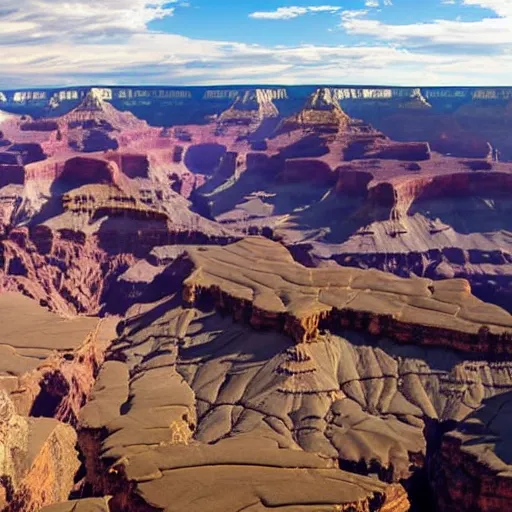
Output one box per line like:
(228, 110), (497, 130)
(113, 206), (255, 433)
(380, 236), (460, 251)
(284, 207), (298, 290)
(1, 86), (511, 157)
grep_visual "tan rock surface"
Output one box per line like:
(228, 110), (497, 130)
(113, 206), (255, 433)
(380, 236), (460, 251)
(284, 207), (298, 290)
(183, 237), (512, 350)
(0, 293), (116, 422)
(78, 298), (411, 512)
(73, 236), (511, 510)
(0, 390), (80, 511)
(41, 497), (111, 512)
(2, 87), (512, 512)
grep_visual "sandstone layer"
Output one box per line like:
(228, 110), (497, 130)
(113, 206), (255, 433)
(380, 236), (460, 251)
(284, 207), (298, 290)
(0, 390), (80, 511)
(77, 299), (410, 512)
(74, 238), (511, 511)
(1, 85), (512, 511)
(183, 237), (512, 351)
(0, 293), (117, 422)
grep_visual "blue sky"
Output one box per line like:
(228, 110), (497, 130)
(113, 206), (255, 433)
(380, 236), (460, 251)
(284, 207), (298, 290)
(1, 0), (511, 87)
(150, 1), (496, 47)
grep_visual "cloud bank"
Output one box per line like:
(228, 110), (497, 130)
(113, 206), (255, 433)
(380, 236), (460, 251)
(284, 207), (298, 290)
(249, 6), (342, 20)
(0, 0), (511, 87)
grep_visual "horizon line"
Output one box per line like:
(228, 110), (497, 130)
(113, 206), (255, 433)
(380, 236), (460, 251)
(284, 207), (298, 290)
(3, 83), (512, 92)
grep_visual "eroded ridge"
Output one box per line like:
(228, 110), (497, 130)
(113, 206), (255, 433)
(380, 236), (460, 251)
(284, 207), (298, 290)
(182, 237), (512, 351)
(0, 390), (80, 511)
(77, 288), (512, 511)
(0, 293), (117, 422)
(77, 297), (411, 512)
(432, 391), (512, 511)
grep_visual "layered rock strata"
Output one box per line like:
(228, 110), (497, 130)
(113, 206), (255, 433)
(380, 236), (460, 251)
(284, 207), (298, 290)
(0, 293), (116, 422)
(182, 237), (512, 352)
(77, 298), (410, 512)
(279, 87), (351, 133)
(74, 242), (511, 511)
(219, 89), (279, 125)
(431, 392), (512, 511)
(0, 390), (80, 511)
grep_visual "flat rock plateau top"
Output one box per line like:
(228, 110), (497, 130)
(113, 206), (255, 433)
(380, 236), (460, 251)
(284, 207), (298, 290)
(0, 85), (511, 512)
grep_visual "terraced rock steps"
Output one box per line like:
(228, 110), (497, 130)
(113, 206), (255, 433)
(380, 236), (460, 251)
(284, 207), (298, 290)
(77, 299), (411, 512)
(0, 294), (118, 511)
(183, 237), (512, 352)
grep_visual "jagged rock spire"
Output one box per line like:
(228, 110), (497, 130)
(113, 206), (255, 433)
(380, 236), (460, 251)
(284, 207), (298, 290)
(278, 87), (350, 132)
(219, 88), (280, 124)
(75, 88), (107, 112)
(305, 87), (343, 112)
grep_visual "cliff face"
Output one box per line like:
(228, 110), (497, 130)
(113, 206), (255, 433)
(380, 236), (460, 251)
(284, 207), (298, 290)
(279, 87), (351, 133)
(0, 293), (116, 422)
(430, 392), (512, 512)
(1, 84), (512, 512)
(0, 391), (80, 511)
(0, 243), (509, 511)
(182, 237), (512, 352)
(71, 238), (511, 511)
(0, 293), (120, 510)
(218, 89), (280, 125)
(3, 85), (510, 159)
(76, 295), (412, 512)
(1, 86), (509, 314)
(0, 228), (134, 315)
(252, 157), (509, 311)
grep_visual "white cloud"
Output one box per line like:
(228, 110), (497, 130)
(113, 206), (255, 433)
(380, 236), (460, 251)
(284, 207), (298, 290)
(0, 0), (511, 87)
(364, 1), (393, 8)
(249, 5), (341, 20)
(341, 0), (512, 47)
(308, 5), (343, 12)
(2, 31), (512, 88)
(250, 7), (308, 19)
(463, 0), (512, 17)
(0, 0), (178, 42)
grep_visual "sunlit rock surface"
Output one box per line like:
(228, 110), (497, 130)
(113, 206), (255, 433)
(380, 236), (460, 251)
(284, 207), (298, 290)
(0, 85), (511, 511)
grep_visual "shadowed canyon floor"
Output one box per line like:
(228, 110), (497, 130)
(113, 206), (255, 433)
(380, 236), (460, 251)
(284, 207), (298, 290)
(0, 85), (511, 511)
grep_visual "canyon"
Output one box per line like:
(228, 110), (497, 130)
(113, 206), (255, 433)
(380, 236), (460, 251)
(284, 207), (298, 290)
(0, 85), (511, 511)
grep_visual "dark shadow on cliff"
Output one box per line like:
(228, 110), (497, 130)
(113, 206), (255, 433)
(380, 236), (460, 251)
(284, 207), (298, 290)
(179, 309), (293, 365)
(247, 117), (281, 143)
(101, 255), (194, 316)
(278, 134), (331, 159)
(185, 143), (227, 174)
(453, 391), (512, 465)
(409, 195), (512, 235)
(116, 293), (184, 338)
(200, 165), (332, 220)
(26, 195), (66, 227)
(286, 191), (378, 244)
(199, 163), (384, 245)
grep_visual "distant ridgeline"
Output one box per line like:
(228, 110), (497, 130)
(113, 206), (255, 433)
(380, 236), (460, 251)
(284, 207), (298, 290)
(2, 85), (512, 127)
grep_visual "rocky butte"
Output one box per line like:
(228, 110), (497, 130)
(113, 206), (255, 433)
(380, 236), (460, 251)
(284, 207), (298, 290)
(0, 85), (511, 512)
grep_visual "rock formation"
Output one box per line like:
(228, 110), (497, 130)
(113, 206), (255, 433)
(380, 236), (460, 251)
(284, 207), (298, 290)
(70, 238), (511, 512)
(279, 87), (351, 133)
(219, 89), (279, 125)
(431, 392), (512, 511)
(76, 296), (411, 512)
(182, 237), (512, 351)
(0, 293), (116, 420)
(0, 390), (80, 511)
(0, 85), (512, 511)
